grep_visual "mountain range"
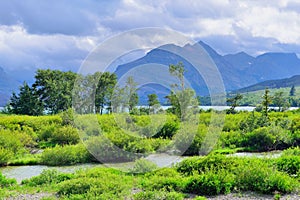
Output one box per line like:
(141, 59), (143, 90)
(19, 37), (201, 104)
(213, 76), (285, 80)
(236, 75), (300, 93)
(114, 41), (300, 103)
(1, 41), (300, 106)
(0, 66), (20, 106)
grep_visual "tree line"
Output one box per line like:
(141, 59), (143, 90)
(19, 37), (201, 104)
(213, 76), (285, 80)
(6, 69), (118, 115)
(5, 69), (161, 116)
(5, 64), (299, 117)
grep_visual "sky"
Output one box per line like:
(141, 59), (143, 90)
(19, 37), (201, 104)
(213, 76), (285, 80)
(1, 0), (300, 80)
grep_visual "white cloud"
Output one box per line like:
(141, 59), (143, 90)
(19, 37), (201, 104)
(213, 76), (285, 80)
(235, 5), (300, 44)
(0, 24), (101, 71)
(1, 0), (300, 75)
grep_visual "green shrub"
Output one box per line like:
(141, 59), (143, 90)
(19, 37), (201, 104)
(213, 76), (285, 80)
(133, 190), (184, 200)
(243, 126), (292, 151)
(184, 124), (207, 155)
(9, 154), (40, 166)
(51, 126), (79, 145)
(140, 168), (187, 192)
(154, 120), (179, 139)
(173, 123), (201, 156)
(276, 155), (300, 175)
(219, 131), (244, 149)
(58, 178), (95, 195)
(38, 124), (57, 141)
(0, 172), (16, 187)
(22, 169), (73, 186)
(86, 136), (136, 163)
(126, 139), (155, 154)
(194, 196), (207, 200)
(40, 144), (90, 166)
(176, 155), (237, 175)
(0, 147), (12, 165)
(60, 108), (75, 126)
(185, 169), (235, 195)
(0, 129), (24, 154)
(58, 170), (133, 199)
(244, 127), (275, 151)
(235, 159), (295, 194)
(131, 158), (158, 174)
(282, 146), (300, 156)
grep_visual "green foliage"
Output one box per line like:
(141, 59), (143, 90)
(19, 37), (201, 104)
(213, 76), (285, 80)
(9, 82), (43, 116)
(154, 117), (179, 139)
(176, 155), (237, 176)
(33, 69), (77, 114)
(180, 124), (207, 156)
(86, 135), (136, 163)
(262, 88), (272, 117)
(289, 85), (296, 96)
(0, 172), (16, 187)
(22, 169), (74, 186)
(219, 131), (244, 149)
(166, 89), (198, 121)
(185, 169), (235, 195)
(276, 155), (300, 175)
(234, 159), (295, 194)
(95, 72), (117, 114)
(140, 168), (187, 192)
(0, 147), (12, 165)
(273, 91), (290, 111)
(126, 77), (139, 112)
(147, 93), (160, 114)
(40, 144), (90, 166)
(0, 115), (62, 132)
(38, 125), (79, 146)
(133, 190), (184, 200)
(193, 196), (207, 200)
(9, 154), (40, 166)
(282, 146), (300, 156)
(131, 158), (158, 174)
(244, 126), (293, 151)
(60, 108), (75, 126)
(51, 126), (79, 145)
(169, 62), (185, 90)
(0, 129), (30, 154)
(167, 62), (199, 121)
(226, 93), (243, 113)
(176, 155), (298, 195)
(58, 168), (133, 199)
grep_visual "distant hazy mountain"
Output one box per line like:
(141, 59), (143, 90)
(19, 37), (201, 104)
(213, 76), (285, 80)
(114, 41), (300, 104)
(0, 66), (20, 106)
(236, 75), (300, 93)
(1, 41), (300, 106)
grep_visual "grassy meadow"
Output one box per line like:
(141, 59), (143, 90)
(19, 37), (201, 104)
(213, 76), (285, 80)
(0, 109), (299, 199)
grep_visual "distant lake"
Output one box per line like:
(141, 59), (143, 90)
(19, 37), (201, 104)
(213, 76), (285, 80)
(159, 106), (299, 112)
(0, 106), (298, 114)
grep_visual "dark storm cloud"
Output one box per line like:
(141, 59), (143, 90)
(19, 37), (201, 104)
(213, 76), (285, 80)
(0, 0), (119, 35)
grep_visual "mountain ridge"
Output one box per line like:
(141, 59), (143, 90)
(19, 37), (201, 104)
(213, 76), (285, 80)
(1, 41), (300, 106)
(0, 66), (20, 106)
(235, 75), (300, 93)
(115, 41), (300, 97)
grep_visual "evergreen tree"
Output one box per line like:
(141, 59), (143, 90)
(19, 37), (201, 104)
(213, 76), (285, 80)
(9, 82), (43, 115)
(289, 85), (296, 96)
(147, 93), (160, 114)
(226, 93), (243, 113)
(262, 88), (272, 117)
